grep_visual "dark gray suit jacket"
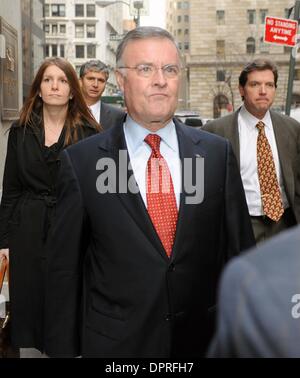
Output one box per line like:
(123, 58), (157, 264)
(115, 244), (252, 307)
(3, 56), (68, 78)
(100, 102), (125, 130)
(45, 119), (255, 358)
(208, 224), (300, 358)
(202, 109), (300, 223)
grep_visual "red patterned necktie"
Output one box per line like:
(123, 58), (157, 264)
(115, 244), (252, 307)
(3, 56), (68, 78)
(256, 121), (284, 222)
(144, 134), (178, 257)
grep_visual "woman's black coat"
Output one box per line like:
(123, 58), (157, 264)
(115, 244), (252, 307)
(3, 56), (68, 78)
(0, 121), (98, 351)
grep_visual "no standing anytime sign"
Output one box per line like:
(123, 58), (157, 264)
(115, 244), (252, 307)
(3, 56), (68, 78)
(264, 16), (298, 47)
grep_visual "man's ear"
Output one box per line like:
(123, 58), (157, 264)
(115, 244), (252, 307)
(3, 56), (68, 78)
(79, 78), (83, 88)
(115, 70), (125, 93)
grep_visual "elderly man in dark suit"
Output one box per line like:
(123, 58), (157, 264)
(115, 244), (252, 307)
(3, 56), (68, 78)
(79, 60), (125, 130)
(45, 27), (255, 358)
(203, 59), (300, 243)
(208, 224), (300, 358)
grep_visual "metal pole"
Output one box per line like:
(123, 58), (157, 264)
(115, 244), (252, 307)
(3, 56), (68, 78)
(137, 7), (140, 27)
(285, 0), (300, 115)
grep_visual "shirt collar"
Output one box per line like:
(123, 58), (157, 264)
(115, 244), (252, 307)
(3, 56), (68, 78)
(89, 100), (101, 113)
(240, 105), (272, 131)
(124, 115), (178, 154)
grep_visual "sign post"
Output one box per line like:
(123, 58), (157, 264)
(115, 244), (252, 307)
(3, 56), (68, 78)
(284, 1), (300, 116)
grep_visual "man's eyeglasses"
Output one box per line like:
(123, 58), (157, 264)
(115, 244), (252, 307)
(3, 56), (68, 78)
(118, 64), (181, 79)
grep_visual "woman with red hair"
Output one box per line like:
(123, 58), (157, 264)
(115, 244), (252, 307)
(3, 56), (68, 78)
(0, 57), (101, 354)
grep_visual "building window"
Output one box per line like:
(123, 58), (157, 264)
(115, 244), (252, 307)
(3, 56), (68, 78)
(87, 24), (96, 38)
(177, 1), (182, 9)
(294, 68), (300, 80)
(246, 37), (256, 54)
(60, 24), (66, 34)
(216, 10), (225, 25)
(178, 42), (182, 50)
(184, 15), (189, 22)
(60, 45), (65, 57)
(75, 24), (84, 38)
(51, 4), (65, 17)
(216, 40), (225, 56)
(284, 46), (292, 54)
(184, 42), (189, 50)
(291, 94), (300, 107)
(87, 44), (96, 58)
(44, 24), (50, 34)
(216, 70), (226, 82)
(247, 10), (256, 24)
(45, 44), (50, 57)
(184, 28), (189, 35)
(177, 15), (182, 22)
(86, 4), (95, 17)
(76, 45), (85, 58)
(182, 1), (189, 9)
(214, 94), (229, 119)
(75, 4), (84, 17)
(260, 36), (269, 53)
(177, 28), (182, 35)
(260, 9), (268, 24)
(44, 4), (50, 17)
(52, 24), (58, 35)
(52, 44), (58, 57)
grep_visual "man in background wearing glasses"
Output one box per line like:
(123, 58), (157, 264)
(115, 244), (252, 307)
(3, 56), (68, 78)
(45, 27), (254, 358)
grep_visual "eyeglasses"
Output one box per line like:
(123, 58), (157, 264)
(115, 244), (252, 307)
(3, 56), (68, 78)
(118, 64), (181, 79)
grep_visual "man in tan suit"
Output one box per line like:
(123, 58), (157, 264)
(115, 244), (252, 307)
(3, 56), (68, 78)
(203, 59), (300, 243)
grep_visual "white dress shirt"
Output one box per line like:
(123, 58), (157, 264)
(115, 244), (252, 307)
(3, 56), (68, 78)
(89, 100), (101, 123)
(124, 116), (181, 210)
(238, 105), (289, 216)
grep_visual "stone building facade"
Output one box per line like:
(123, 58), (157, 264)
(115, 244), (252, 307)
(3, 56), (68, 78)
(0, 0), (23, 190)
(21, 0), (45, 99)
(167, 0), (298, 119)
(43, 0), (125, 95)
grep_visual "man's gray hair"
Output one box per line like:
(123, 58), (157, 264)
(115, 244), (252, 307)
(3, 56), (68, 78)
(116, 26), (180, 67)
(79, 60), (109, 79)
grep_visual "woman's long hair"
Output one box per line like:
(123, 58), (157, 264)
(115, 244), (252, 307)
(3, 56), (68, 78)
(19, 57), (101, 145)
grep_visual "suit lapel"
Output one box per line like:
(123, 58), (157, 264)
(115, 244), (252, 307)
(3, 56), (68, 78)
(171, 120), (206, 260)
(223, 110), (240, 168)
(100, 102), (108, 125)
(270, 111), (294, 204)
(97, 123), (169, 261)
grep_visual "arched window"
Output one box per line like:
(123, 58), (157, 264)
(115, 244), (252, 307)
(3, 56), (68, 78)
(260, 36), (269, 53)
(292, 94), (300, 108)
(213, 94), (229, 119)
(246, 37), (256, 54)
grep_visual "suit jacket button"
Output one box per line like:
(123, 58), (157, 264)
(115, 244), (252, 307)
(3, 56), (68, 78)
(168, 263), (175, 272)
(165, 314), (171, 321)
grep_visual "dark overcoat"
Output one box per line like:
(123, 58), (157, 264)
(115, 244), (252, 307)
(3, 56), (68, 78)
(0, 120), (98, 351)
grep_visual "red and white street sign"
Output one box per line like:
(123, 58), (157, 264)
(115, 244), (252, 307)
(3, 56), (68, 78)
(264, 16), (298, 47)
